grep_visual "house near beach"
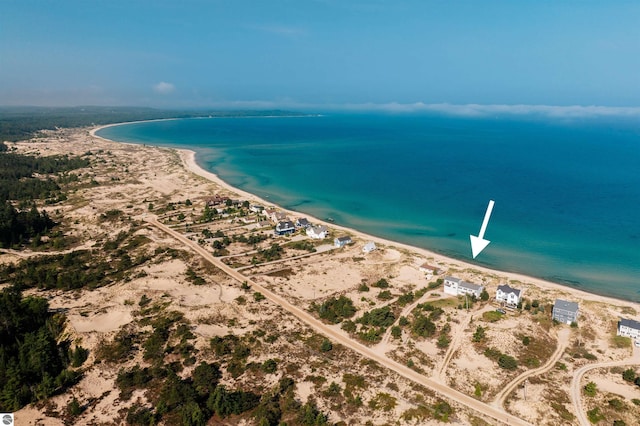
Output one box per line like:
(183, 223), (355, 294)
(419, 263), (443, 275)
(296, 218), (310, 228)
(496, 284), (523, 307)
(270, 211), (288, 224)
(552, 299), (579, 325)
(250, 204), (264, 214)
(362, 241), (377, 253)
(617, 318), (640, 340)
(275, 221), (296, 236)
(443, 276), (484, 298)
(306, 225), (328, 239)
(334, 236), (353, 248)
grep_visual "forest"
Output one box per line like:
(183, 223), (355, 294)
(0, 286), (86, 412)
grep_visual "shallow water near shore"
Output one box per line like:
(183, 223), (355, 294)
(97, 113), (640, 302)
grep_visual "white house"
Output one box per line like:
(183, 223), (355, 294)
(306, 225), (328, 239)
(458, 281), (484, 298)
(334, 236), (353, 247)
(496, 284), (522, 307)
(617, 318), (640, 340)
(419, 262), (442, 275)
(362, 241), (376, 253)
(443, 276), (484, 298)
(443, 276), (462, 296)
(249, 204), (264, 214)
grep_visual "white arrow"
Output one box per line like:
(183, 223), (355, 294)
(470, 200), (495, 259)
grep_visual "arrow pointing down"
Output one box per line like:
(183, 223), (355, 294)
(470, 200), (495, 259)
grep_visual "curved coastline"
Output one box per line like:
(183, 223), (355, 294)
(91, 122), (639, 310)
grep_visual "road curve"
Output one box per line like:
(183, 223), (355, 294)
(492, 328), (571, 407)
(147, 216), (533, 426)
(570, 347), (640, 426)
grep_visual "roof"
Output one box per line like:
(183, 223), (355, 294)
(420, 263), (438, 271)
(363, 241), (376, 249)
(444, 276), (462, 284)
(296, 218), (310, 225)
(459, 281), (483, 292)
(276, 221), (295, 229)
(336, 236), (352, 242)
(553, 299), (579, 313)
(497, 284), (521, 297)
(310, 225), (327, 233)
(619, 318), (640, 330)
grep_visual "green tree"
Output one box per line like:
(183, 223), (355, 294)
(473, 326), (486, 342)
(622, 368), (636, 382)
(480, 289), (489, 301)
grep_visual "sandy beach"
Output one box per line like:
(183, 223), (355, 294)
(7, 125), (639, 425)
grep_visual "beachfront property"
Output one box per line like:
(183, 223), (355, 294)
(552, 299), (579, 324)
(296, 218), (310, 228)
(362, 241), (377, 253)
(306, 225), (328, 239)
(275, 220), (296, 236)
(270, 211), (288, 224)
(334, 236), (353, 247)
(207, 194), (229, 206)
(496, 284), (523, 307)
(443, 276), (484, 298)
(617, 318), (640, 340)
(249, 204), (264, 214)
(419, 263), (443, 275)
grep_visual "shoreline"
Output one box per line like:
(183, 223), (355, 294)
(91, 123), (640, 311)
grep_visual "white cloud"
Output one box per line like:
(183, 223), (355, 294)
(327, 102), (640, 118)
(153, 81), (175, 94)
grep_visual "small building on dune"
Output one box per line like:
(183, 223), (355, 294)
(552, 299), (579, 325)
(296, 218), (310, 228)
(362, 241), (376, 253)
(617, 318), (640, 340)
(419, 263), (443, 275)
(334, 236), (353, 248)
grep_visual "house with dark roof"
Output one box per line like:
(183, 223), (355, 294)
(552, 299), (579, 324)
(295, 218), (310, 228)
(334, 236), (353, 247)
(275, 221), (296, 235)
(496, 284), (523, 307)
(617, 318), (640, 340)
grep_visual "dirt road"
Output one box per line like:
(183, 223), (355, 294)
(147, 216), (533, 426)
(570, 346), (640, 426)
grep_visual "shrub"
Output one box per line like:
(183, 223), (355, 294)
(583, 381), (597, 397)
(622, 368), (636, 382)
(377, 290), (393, 301)
(317, 296), (357, 324)
(372, 278), (389, 288)
(473, 326), (486, 342)
(586, 407), (604, 423)
(261, 359), (277, 374)
(358, 283), (370, 292)
(320, 339), (333, 352)
(498, 354), (518, 370)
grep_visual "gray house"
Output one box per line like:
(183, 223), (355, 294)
(552, 299), (579, 324)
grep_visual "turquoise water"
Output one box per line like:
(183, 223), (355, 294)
(97, 114), (640, 302)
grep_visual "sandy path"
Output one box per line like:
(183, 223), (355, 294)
(493, 328), (571, 407)
(570, 345), (640, 426)
(145, 215), (532, 426)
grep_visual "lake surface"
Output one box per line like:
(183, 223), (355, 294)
(97, 113), (640, 301)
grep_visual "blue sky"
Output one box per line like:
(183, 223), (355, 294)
(2, 0), (639, 109)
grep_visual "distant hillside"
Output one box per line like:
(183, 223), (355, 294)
(0, 106), (302, 143)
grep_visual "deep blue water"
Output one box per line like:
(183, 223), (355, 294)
(97, 113), (640, 301)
